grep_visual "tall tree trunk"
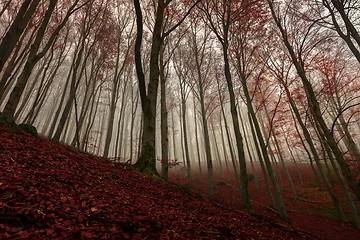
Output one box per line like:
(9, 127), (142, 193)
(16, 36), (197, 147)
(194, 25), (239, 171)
(129, 85), (139, 163)
(268, 0), (360, 201)
(160, 47), (169, 180)
(211, 121), (224, 180)
(241, 76), (288, 219)
(193, 94), (202, 176)
(71, 65), (98, 148)
(263, 104), (297, 199)
(180, 90), (191, 185)
(133, 0), (199, 174)
(0, 0), (40, 73)
(3, 0), (57, 123)
(239, 108), (259, 189)
(219, 114), (231, 183)
(248, 111), (276, 208)
(284, 84), (346, 221)
(199, 90), (214, 197)
(220, 41), (250, 210)
(52, 38), (85, 142)
(133, 0), (165, 175)
(103, 41), (123, 158)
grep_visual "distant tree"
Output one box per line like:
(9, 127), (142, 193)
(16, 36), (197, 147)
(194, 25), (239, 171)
(103, 3), (134, 158)
(187, 22), (216, 196)
(173, 39), (193, 184)
(200, 0), (253, 210)
(51, 0), (106, 142)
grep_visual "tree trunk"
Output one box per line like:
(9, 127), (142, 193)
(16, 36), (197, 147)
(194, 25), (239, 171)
(52, 38), (85, 142)
(129, 85), (139, 163)
(248, 111), (276, 208)
(211, 121), (224, 181)
(221, 41), (251, 209)
(103, 41), (123, 158)
(0, 0), (40, 73)
(133, 0), (166, 175)
(241, 75), (288, 219)
(160, 47), (169, 180)
(3, 0), (57, 123)
(193, 94), (202, 176)
(219, 114), (231, 183)
(268, 0), (360, 201)
(180, 91), (191, 185)
(285, 85), (346, 221)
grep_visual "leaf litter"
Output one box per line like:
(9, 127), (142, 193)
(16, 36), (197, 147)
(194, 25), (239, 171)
(0, 124), (310, 239)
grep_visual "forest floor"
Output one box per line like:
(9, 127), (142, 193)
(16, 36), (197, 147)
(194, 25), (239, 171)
(0, 124), (358, 239)
(170, 163), (360, 240)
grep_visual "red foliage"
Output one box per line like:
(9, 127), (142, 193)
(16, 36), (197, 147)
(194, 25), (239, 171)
(0, 124), (307, 239)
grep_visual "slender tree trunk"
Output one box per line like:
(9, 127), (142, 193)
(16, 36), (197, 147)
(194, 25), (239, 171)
(199, 92), (214, 197)
(242, 77), (288, 218)
(282, 126), (304, 187)
(129, 85), (139, 163)
(103, 41), (122, 158)
(114, 79), (129, 159)
(180, 91), (191, 185)
(220, 41), (250, 209)
(52, 38), (85, 142)
(248, 110), (276, 208)
(285, 85), (346, 221)
(239, 107), (259, 189)
(71, 66), (98, 147)
(193, 94), (202, 176)
(160, 47), (169, 180)
(211, 121), (224, 181)
(221, 104), (241, 188)
(263, 104), (297, 199)
(219, 114), (231, 183)
(268, 0), (360, 201)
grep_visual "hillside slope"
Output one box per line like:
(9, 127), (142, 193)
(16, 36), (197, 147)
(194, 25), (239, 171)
(0, 124), (309, 239)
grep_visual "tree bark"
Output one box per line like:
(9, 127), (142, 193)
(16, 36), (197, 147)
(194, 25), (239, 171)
(133, 0), (165, 175)
(3, 0), (57, 123)
(0, 0), (40, 73)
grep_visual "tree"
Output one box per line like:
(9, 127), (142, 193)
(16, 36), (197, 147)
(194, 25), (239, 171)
(3, 0), (85, 123)
(0, 0), (40, 73)
(103, 3), (134, 158)
(187, 21), (216, 195)
(200, 0), (253, 210)
(133, 0), (200, 175)
(173, 38), (193, 184)
(267, 0), (360, 202)
(51, 0), (105, 142)
(321, 0), (360, 62)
